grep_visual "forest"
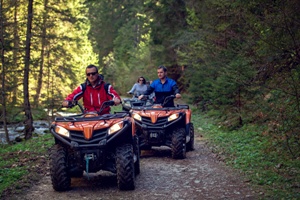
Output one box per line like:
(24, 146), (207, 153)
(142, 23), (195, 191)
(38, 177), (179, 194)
(1, 0), (299, 160)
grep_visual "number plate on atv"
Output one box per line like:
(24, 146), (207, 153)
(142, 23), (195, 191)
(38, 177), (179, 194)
(150, 132), (158, 138)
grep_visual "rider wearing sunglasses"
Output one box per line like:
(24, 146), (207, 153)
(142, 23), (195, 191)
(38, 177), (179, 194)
(62, 64), (121, 114)
(127, 76), (148, 98)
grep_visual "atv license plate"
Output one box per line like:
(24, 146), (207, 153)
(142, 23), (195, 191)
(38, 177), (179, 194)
(150, 132), (158, 138)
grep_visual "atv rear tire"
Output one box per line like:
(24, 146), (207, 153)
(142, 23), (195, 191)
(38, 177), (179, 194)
(171, 127), (186, 159)
(116, 144), (135, 190)
(186, 123), (195, 151)
(50, 144), (71, 191)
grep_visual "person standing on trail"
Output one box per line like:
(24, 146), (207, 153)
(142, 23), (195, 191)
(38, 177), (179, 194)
(127, 76), (148, 98)
(62, 64), (121, 114)
(138, 65), (181, 107)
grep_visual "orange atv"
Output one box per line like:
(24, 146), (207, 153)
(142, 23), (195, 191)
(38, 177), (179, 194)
(128, 95), (194, 159)
(49, 100), (140, 191)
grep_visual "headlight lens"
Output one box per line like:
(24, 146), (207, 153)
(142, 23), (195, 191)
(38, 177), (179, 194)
(108, 121), (124, 135)
(132, 113), (142, 121)
(55, 126), (70, 137)
(168, 113), (179, 122)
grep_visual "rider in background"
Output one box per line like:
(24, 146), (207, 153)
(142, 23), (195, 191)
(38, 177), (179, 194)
(138, 65), (181, 107)
(62, 64), (121, 114)
(127, 76), (148, 98)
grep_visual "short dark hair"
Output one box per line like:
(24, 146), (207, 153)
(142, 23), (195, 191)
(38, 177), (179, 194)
(86, 64), (98, 73)
(157, 65), (167, 72)
(137, 76), (146, 84)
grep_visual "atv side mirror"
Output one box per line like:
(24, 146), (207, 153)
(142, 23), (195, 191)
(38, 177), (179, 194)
(97, 100), (115, 115)
(162, 95), (176, 107)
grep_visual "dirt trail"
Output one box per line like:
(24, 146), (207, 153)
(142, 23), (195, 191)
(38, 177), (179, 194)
(8, 136), (263, 200)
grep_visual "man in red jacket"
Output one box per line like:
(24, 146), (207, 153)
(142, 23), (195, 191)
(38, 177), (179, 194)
(62, 64), (121, 114)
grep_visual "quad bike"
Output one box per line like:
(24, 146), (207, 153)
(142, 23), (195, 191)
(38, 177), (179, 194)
(129, 95), (194, 159)
(49, 100), (140, 191)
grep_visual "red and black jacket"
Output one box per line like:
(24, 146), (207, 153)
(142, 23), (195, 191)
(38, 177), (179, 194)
(65, 76), (121, 114)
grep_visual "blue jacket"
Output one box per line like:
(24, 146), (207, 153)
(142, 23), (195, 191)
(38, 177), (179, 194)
(143, 77), (180, 107)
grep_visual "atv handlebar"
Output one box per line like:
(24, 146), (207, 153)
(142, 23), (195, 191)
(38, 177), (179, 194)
(60, 100), (118, 116)
(62, 100), (84, 113)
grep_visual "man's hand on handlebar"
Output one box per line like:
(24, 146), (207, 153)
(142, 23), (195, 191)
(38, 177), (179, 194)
(62, 100), (70, 107)
(175, 93), (181, 99)
(113, 98), (121, 105)
(138, 95), (148, 100)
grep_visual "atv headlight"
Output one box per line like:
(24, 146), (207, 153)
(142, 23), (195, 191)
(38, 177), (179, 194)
(108, 121), (124, 135)
(168, 113), (179, 122)
(132, 113), (142, 121)
(55, 126), (70, 137)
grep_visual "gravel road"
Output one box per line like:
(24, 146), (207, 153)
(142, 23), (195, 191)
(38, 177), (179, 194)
(7, 135), (264, 200)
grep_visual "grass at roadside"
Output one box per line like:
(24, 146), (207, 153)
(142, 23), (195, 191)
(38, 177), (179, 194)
(0, 133), (54, 197)
(192, 112), (300, 199)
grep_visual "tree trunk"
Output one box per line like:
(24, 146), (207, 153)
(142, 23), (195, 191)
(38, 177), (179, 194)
(0, 0), (10, 144)
(23, 0), (34, 140)
(12, 1), (20, 105)
(33, 0), (49, 107)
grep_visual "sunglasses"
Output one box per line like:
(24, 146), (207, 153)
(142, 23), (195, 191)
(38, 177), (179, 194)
(139, 79), (144, 81)
(86, 72), (97, 76)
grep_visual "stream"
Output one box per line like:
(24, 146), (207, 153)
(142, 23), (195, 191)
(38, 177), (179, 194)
(0, 111), (77, 144)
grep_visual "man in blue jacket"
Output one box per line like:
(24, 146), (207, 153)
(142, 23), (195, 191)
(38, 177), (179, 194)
(138, 65), (181, 107)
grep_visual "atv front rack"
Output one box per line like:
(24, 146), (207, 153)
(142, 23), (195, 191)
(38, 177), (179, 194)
(54, 112), (128, 122)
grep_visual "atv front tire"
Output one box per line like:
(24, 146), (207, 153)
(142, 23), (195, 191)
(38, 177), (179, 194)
(116, 144), (135, 190)
(50, 144), (71, 191)
(186, 123), (195, 151)
(171, 127), (186, 159)
(134, 135), (140, 175)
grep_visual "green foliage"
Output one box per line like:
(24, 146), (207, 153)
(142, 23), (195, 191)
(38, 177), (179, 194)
(3, 106), (49, 123)
(1, 0), (98, 113)
(192, 112), (300, 199)
(0, 134), (54, 195)
(179, 0), (300, 156)
(111, 104), (123, 113)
